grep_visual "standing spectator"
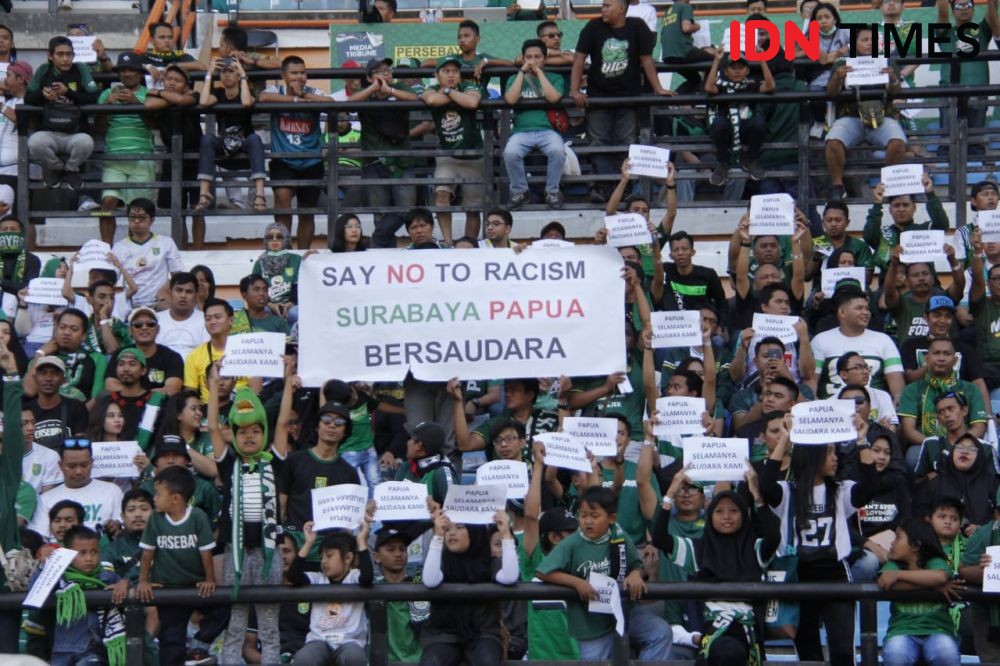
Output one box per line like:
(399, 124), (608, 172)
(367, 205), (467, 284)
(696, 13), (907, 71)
(626, 0), (657, 32)
(197, 55), (267, 242)
(260, 56), (329, 250)
(97, 52), (154, 245)
(503, 40), (566, 210)
(571, 0), (673, 202)
(142, 21), (202, 86)
(420, 21), (514, 95)
(660, 0), (713, 93)
(863, 174), (947, 273)
(0, 61), (29, 198)
(422, 55), (483, 245)
(156, 272), (208, 360)
(111, 198), (183, 309)
(218, 26), (282, 73)
(25, 36), (98, 190)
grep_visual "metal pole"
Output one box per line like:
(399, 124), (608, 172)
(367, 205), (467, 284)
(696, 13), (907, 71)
(953, 96), (969, 229)
(859, 599), (879, 666)
(327, 135), (341, 250)
(797, 101), (811, 214)
(482, 110), (499, 224)
(16, 132), (29, 237)
(170, 134), (185, 245)
(124, 602), (146, 664)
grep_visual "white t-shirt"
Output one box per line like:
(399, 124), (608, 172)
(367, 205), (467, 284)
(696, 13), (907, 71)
(25, 303), (58, 345)
(112, 234), (184, 308)
(305, 569), (368, 648)
(156, 308), (208, 361)
(0, 96), (20, 174)
(811, 328), (903, 398)
(72, 292), (131, 322)
(627, 2), (658, 33)
(868, 386), (899, 426)
(22, 445), (63, 493)
(29, 479), (124, 538)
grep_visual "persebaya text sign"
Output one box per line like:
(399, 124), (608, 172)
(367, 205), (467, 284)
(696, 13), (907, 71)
(298, 248), (625, 384)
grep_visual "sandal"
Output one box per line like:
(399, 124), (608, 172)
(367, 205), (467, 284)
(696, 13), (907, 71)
(252, 194), (267, 212)
(194, 192), (214, 211)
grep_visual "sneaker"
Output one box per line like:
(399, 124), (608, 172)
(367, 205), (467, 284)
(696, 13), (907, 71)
(62, 171), (83, 190)
(588, 188), (607, 204)
(185, 649), (215, 666)
(57, 0), (72, 9)
(78, 196), (100, 212)
(509, 191), (529, 209)
(44, 170), (61, 188)
(545, 191), (564, 210)
(809, 122), (825, 139)
(742, 158), (764, 182)
(828, 184), (846, 203)
(709, 163), (729, 187)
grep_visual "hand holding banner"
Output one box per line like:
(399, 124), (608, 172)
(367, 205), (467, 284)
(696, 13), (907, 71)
(588, 572), (625, 635)
(476, 460), (530, 499)
(311, 484), (368, 531)
(751, 313), (799, 345)
(443, 484), (507, 524)
(820, 267), (867, 295)
(221, 332), (286, 378)
(627, 145), (671, 179)
(654, 396), (706, 438)
(605, 214), (652, 248)
(845, 56), (889, 86)
(373, 481), (428, 522)
(91, 441), (142, 478)
(881, 164), (924, 198)
(791, 400), (857, 445)
(749, 194), (795, 236)
(899, 230), (945, 264)
(682, 437), (749, 482)
(562, 417), (619, 457)
(651, 310), (702, 349)
(23, 548), (78, 609)
(25, 278), (68, 306)
(536, 432), (591, 472)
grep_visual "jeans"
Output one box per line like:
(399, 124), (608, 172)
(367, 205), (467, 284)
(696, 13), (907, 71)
(294, 640), (367, 666)
(576, 604), (673, 661)
(586, 107), (637, 190)
(883, 633), (960, 666)
(51, 652), (106, 666)
(363, 162), (417, 211)
(709, 114), (766, 166)
(503, 130), (565, 196)
(341, 447), (381, 491)
(849, 549), (881, 583)
(27, 130), (94, 173)
(197, 133), (266, 182)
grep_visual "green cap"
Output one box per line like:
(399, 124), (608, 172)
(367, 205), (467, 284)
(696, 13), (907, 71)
(396, 57), (421, 69)
(118, 346), (147, 367)
(436, 55), (462, 71)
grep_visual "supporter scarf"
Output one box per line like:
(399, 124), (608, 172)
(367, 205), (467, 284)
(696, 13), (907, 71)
(700, 601), (762, 666)
(228, 389), (277, 597)
(56, 568), (126, 666)
(0, 232), (25, 284)
(258, 223), (292, 277)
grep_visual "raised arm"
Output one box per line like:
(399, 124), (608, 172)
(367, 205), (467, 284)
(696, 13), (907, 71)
(271, 358), (297, 459)
(447, 378), (483, 452)
(207, 361), (226, 460)
(522, 441), (546, 556)
(636, 423), (659, 521)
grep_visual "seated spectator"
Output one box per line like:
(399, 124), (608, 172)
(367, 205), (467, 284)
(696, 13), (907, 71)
(25, 36), (98, 190)
(807, 202), (873, 282)
(884, 251), (964, 347)
(30, 309), (107, 402)
(197, 55), (266, 226)
(535, 21), (575, 67)
(836, 355), (898, 426)
(105, 306), (183, 396)
(915, 434), (997, 532)
(0, 216), (38, 312)
(481, 208), (517, 249)
(731, 214), (807, 331)
(331, 214), (368, 253)
(863, 173), (948, 273)
(660, 0), (714, 93)
(800, 3), (850, 131)
(824, 25), (907, 202)
(730, 284), (814, 386)
(156, 272), (208, 360)
(24, 355), (88, 450)
(100, 488), (153, 585)
(232, 274), (289, 335)
(421, 55), (483, 245)
(111, 198), (184, 309)
(704, 51), (774, 183)
(912, 391), (997, 482)
(0, 61), (30, 199)
(851, 432), (910, 582)
(97, 52), (154, 245)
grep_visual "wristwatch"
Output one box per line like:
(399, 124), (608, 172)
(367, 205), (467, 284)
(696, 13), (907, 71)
(442, 87), (453, 95)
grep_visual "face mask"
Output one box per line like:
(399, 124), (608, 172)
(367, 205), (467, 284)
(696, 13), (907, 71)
(0, 231), (23, 254)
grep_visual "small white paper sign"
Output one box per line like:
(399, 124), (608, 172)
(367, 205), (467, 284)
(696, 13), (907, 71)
(604, 214), (652, 248)
(443, 483), (507, 524)
(627, 144), (671, 179)
(72, 240), (115, 288)
(683, 437), (749, 482)
(979, 210), (1000, 244)
(984, 546), (1000, 593)
(845, 56), (890, 86)
(91, 440), (142, 478)
(373, 481), (428, 522)
(881, 164), (924, 198)
(654, 396), (706, 438)
(23, 547), (78, 609)
(749, 193), (795, 236)
(821, 267), (868, 295)
(791, 399), (857, 445)
(311, 484), (367, 531)
(723, 23), (760, 55)
(651, 310), (702, 349)
(587, 571), (625, 636)
(536, 432), (591, 473)
(25, 277), (68, 306)
(899, 230), (945, 264)
(532, 238), (574, 249)
(562, 417), (619, 457)
(617, 374), (633, 395)
(476, 460), (529, 500)
(70, 36), (97, 64)
(221, 332), (286, 379)
(752, 313), (799, 345)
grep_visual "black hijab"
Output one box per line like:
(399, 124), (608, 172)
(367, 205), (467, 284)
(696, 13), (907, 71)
(697, 490), (762, 583)
(440, 524), (493, 584)
(936, 437), (998, 526)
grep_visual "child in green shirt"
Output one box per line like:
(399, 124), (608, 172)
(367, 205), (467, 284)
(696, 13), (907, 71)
(373, 527), (425, 663)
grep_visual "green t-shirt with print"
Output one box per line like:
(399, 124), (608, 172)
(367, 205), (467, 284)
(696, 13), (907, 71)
(517, 540), (580, 660)
(571, 349), (646, 440)
(426, 81), (483, 151)
(139, 475), (222, 526)
(252, 252), (302, 305)
(340, 397), (376, 453)
(897, 377), (988, 439)
(536, 525), (643, 641)
(811, 234), (874, 270)
(938, 17), (994, 86)
(882, 557), (956, 639)
(660, 2), (695, 60)
(657, 511), (704, 624)
(970, 296), (1000, 364)
(507, 72), (566, 135)
(139, 506), (215, 587)
(600, 462), (659, 546)
(99, 86), (153, 154)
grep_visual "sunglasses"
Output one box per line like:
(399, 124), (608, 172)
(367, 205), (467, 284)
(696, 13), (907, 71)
(542, 31), (563, 38)
(842, 395), (867, 405)
(63, 437), (91, 450)
(266, 234), (284, 240)
(319, 414), (347, 426)
(131, 320), (157, 329)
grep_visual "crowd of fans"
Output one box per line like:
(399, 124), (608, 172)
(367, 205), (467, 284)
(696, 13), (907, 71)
(0, 0), (997, 665)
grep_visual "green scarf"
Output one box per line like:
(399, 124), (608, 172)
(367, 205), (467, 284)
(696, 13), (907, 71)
(700, 602), (762, 666)
(56, 568), (126, 666)
(227, 389), (277, 597)
(0, 232), (26, 284)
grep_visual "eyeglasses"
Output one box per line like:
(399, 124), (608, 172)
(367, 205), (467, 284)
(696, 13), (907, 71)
(319, 414), (347, 426)
(954, 444), (979, 454)
(676, 484), (701, 496)
(953, 2), (974, 8)
(62, 437), (91, 450)
(494, 434), (523, 445)
(265, 234), (284, 240)
(542, 32), (563, 38)
(131, 320), (157, 329)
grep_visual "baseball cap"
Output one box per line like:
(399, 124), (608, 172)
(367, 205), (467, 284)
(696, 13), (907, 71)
(436, 55), (462, 71)
(317, 401), (351, 420)
(374, 527), (414, 550)
(396, 57), (421, 69)
(152, 434), (191, 463)
(128, 306), (158, 324)
(117, 346), (147, 367)
(404, 421), (446, 455)
(725, 54), (748, 67)
(6, 61), (32, 81)
(539, 508), (578, 537)
(341, 59), (361, 69)
(35, 356), (66, 374)
(927, 295), (956, 314)
(365, 57), (393, 78)
(114, 51), (146, 72)
(971, 181), (999, 198)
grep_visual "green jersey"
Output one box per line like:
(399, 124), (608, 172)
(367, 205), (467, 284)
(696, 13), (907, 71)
(536, 525), (642, 641)
(101, 530), (143, 583)
(375, 574), (424, 662)
(938, 17), (994, 86)
(139, 506), (215, 587)
(571, 349), (646, 440)
(600, 462), (659, 546)
(340, 396), (377, 453)
(139, 475), (222, 525)
(252, 253), (302, 305)
(507, 72), (566, 135)
(811, 234), (873, 269)
(426, 81), (483, 150)
(862, 192), (950, 272)
(882, 558), (956, 639)
(897, 377), (988, 439)
(657, 511), (704, 624)
(660, 2), (694, 59)
(517, 540), (579, 660)
(99, 86), (153, 154)
(970, 296), (1000, 363)
(231, 310), (290, 335)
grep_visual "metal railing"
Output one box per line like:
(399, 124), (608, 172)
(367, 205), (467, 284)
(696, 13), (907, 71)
(15, 55), (1000, 247)
(1, 580), (994, 666)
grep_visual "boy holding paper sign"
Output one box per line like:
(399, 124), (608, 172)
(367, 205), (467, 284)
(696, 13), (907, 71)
(862, 170), (948, 272)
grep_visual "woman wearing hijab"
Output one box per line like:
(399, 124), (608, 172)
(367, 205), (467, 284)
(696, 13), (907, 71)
(15, 256), (65, 357)
(851, 431), (912, 582)
(420, 505), (519, 666)
(915, 433), (997, 534)
(0, 217), (38, 313)
(653, 466), (780, 666)
(251, 222), (301, 322)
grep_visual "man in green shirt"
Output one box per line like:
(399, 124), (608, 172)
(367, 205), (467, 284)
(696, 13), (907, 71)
(373, 527), (424, 663)
(231, 274), (289, 335)
(101, 488), (153, 584)
(862, 172), (950, 273)
(969, 246), (1000, 411)
(97, 52), (154, 245)
(660, 0), (713, 93)
(421, 55), (484, 245)
(807, 201), (873, 282)
(452, 377), (558, 456)
(884, 249), (964, 346)
(503, 39), (567, 210)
